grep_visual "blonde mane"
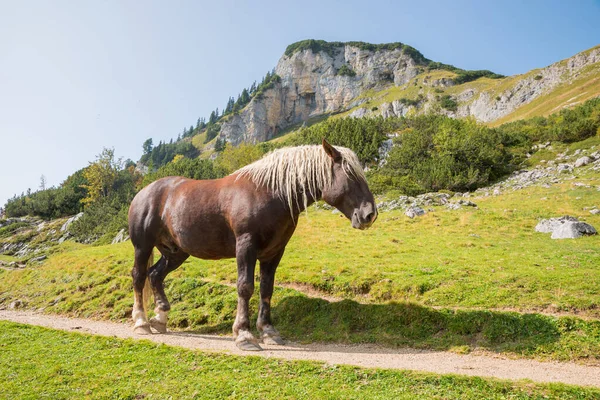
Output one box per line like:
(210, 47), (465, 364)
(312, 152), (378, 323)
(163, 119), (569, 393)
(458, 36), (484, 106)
(234, 145), (365, 214)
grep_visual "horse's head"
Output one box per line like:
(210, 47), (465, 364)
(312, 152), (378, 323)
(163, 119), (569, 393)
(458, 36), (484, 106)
(321, 140), (377, 230)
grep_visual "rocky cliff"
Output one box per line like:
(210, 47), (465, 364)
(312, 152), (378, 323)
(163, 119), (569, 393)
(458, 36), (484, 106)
(220, 42), (423, 145)
(218, 40), (600, 146)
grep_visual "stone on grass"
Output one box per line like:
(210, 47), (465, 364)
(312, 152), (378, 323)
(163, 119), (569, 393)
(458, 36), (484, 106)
(551, 221), (597, 239)
(574, 156), (592, 168)
(405, 206), (425, 218)
(535, 216), (579, 233)
(536, 216), (597, 239)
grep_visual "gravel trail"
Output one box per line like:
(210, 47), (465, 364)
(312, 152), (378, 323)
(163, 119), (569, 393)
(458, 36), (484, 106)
(2, 310), (599, 388)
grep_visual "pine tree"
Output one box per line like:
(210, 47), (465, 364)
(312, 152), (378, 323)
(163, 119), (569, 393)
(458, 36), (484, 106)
(143, 138), (153, 155)
(208, 111), (217, 125)
(241, 88), (250, 104)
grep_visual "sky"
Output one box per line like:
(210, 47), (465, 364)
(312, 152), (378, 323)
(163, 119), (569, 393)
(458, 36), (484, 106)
(1, 0), (599, 207)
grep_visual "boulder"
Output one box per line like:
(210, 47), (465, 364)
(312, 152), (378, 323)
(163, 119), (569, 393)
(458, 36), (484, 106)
(111, 228), (130, 245)
(535, 216), (578, 233)
(574, 156), (592, 168)
(536, 216), (597, 239)
(60, 212), (84, 232)
(405, 206), (426, 219)
(556, 164), (574, 174)
(551, 221), (597, 239)
(29, 255), (47, 263)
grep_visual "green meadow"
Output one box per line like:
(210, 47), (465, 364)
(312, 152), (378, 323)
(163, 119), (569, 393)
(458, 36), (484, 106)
(1, 321), (599, 399)
(1, 169), (600, 364)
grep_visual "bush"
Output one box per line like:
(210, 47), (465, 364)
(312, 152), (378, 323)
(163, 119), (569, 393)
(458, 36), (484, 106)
(440, 95), (458, 112)
(371, 115), (525, 193)
(142, 157), (225, 187)
(337, 64), (356, 77)
(283, 116), (400, 164)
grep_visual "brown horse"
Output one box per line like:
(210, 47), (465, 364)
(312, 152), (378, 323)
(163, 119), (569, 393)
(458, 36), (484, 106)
(128, 140), (377, 350)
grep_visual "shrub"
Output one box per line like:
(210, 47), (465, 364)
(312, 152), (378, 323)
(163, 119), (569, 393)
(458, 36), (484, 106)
(141, 157), (225, 187)
(371, 115), (525, 193)
(440, 95), (458, 112)
(534, 75), (543, 80)
(337, 64), (356, 77)
(283, 116), (399, 164)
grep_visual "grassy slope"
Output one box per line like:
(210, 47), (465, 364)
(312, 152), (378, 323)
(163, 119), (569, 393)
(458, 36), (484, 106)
(2, 321), (599, 400)
(2, 147), (600, 364)
(491, 63), (600, 126)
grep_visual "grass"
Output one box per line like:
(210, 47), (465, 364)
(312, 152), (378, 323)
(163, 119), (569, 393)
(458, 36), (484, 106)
(1, 174), (600, 363)
(2, 140), (600, 364)
(1, 321), (599, 400)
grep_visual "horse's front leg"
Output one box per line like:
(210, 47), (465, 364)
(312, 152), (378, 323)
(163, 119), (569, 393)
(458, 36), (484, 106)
(257, 249), (285, 345)
(232, 234), (261, 351)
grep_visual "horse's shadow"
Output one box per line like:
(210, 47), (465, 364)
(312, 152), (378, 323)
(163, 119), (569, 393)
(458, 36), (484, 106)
(172, 294), (561, 356)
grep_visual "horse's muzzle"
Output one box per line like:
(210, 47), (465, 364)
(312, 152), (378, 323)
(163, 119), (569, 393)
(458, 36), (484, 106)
(352, 203), (378, 230)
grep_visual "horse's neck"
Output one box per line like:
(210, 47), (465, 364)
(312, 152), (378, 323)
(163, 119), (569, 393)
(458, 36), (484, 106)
(289, 186), (322, 216)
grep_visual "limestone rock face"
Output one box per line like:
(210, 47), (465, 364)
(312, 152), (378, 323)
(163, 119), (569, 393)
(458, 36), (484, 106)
(219, 43), (600, 146)
(220, 44), (420, 146)
(457, 47), (600, 122)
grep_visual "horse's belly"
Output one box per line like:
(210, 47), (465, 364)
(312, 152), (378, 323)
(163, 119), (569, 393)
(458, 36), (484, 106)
(171, 225), (236, 260)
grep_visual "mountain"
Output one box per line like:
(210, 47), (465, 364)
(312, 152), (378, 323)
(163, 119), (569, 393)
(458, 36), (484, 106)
(215, 40), (600, 146)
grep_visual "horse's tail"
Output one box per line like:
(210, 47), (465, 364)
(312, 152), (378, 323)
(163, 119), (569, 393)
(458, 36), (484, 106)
(143, 252), (154, 312)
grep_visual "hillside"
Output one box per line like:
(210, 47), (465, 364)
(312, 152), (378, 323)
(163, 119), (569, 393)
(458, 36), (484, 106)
(208, 40), (600, 147)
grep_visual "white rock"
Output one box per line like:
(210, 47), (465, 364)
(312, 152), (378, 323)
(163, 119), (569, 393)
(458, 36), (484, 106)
(574, 156), (592, 168)
(535, 216), (579, 233)
(551, 221), (597, 239)
(405, 206), (426, 218)
(111, 228), (130, 245)
(60, 212), (84, 232)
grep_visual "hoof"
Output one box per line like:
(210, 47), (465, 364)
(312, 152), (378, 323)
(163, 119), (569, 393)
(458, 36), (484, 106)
(260, 326), (285, 345)
(149, 317), (167, 334)
(236, 339), (263, 351)
(262, 334), (285, 345)
(234, 330), (262, 351)
(133, 323), (152, 335)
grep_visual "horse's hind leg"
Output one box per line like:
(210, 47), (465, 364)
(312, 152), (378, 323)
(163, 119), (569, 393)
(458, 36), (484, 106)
(233, 234), (261, 351)
(131, 247), (154, 334)
(257, 249), (285, 345)
(148, 248), (189, 333)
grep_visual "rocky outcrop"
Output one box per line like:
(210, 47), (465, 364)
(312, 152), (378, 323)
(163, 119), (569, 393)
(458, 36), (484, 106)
(218, 41), (599, 146)
(220, 43), (421, 146)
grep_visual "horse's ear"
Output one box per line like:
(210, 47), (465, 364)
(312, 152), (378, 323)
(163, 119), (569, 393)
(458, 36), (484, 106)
(322, 139), (342, 162)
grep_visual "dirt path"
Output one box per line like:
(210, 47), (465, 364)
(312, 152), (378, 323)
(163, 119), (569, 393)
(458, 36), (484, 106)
(2, 310), (600, 388)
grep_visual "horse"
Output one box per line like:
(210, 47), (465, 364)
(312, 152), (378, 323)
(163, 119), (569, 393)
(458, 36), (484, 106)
(128, 139), (377, 351)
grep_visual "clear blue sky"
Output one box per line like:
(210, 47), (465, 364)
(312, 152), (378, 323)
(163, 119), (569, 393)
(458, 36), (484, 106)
(1, 0), (599, 207)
